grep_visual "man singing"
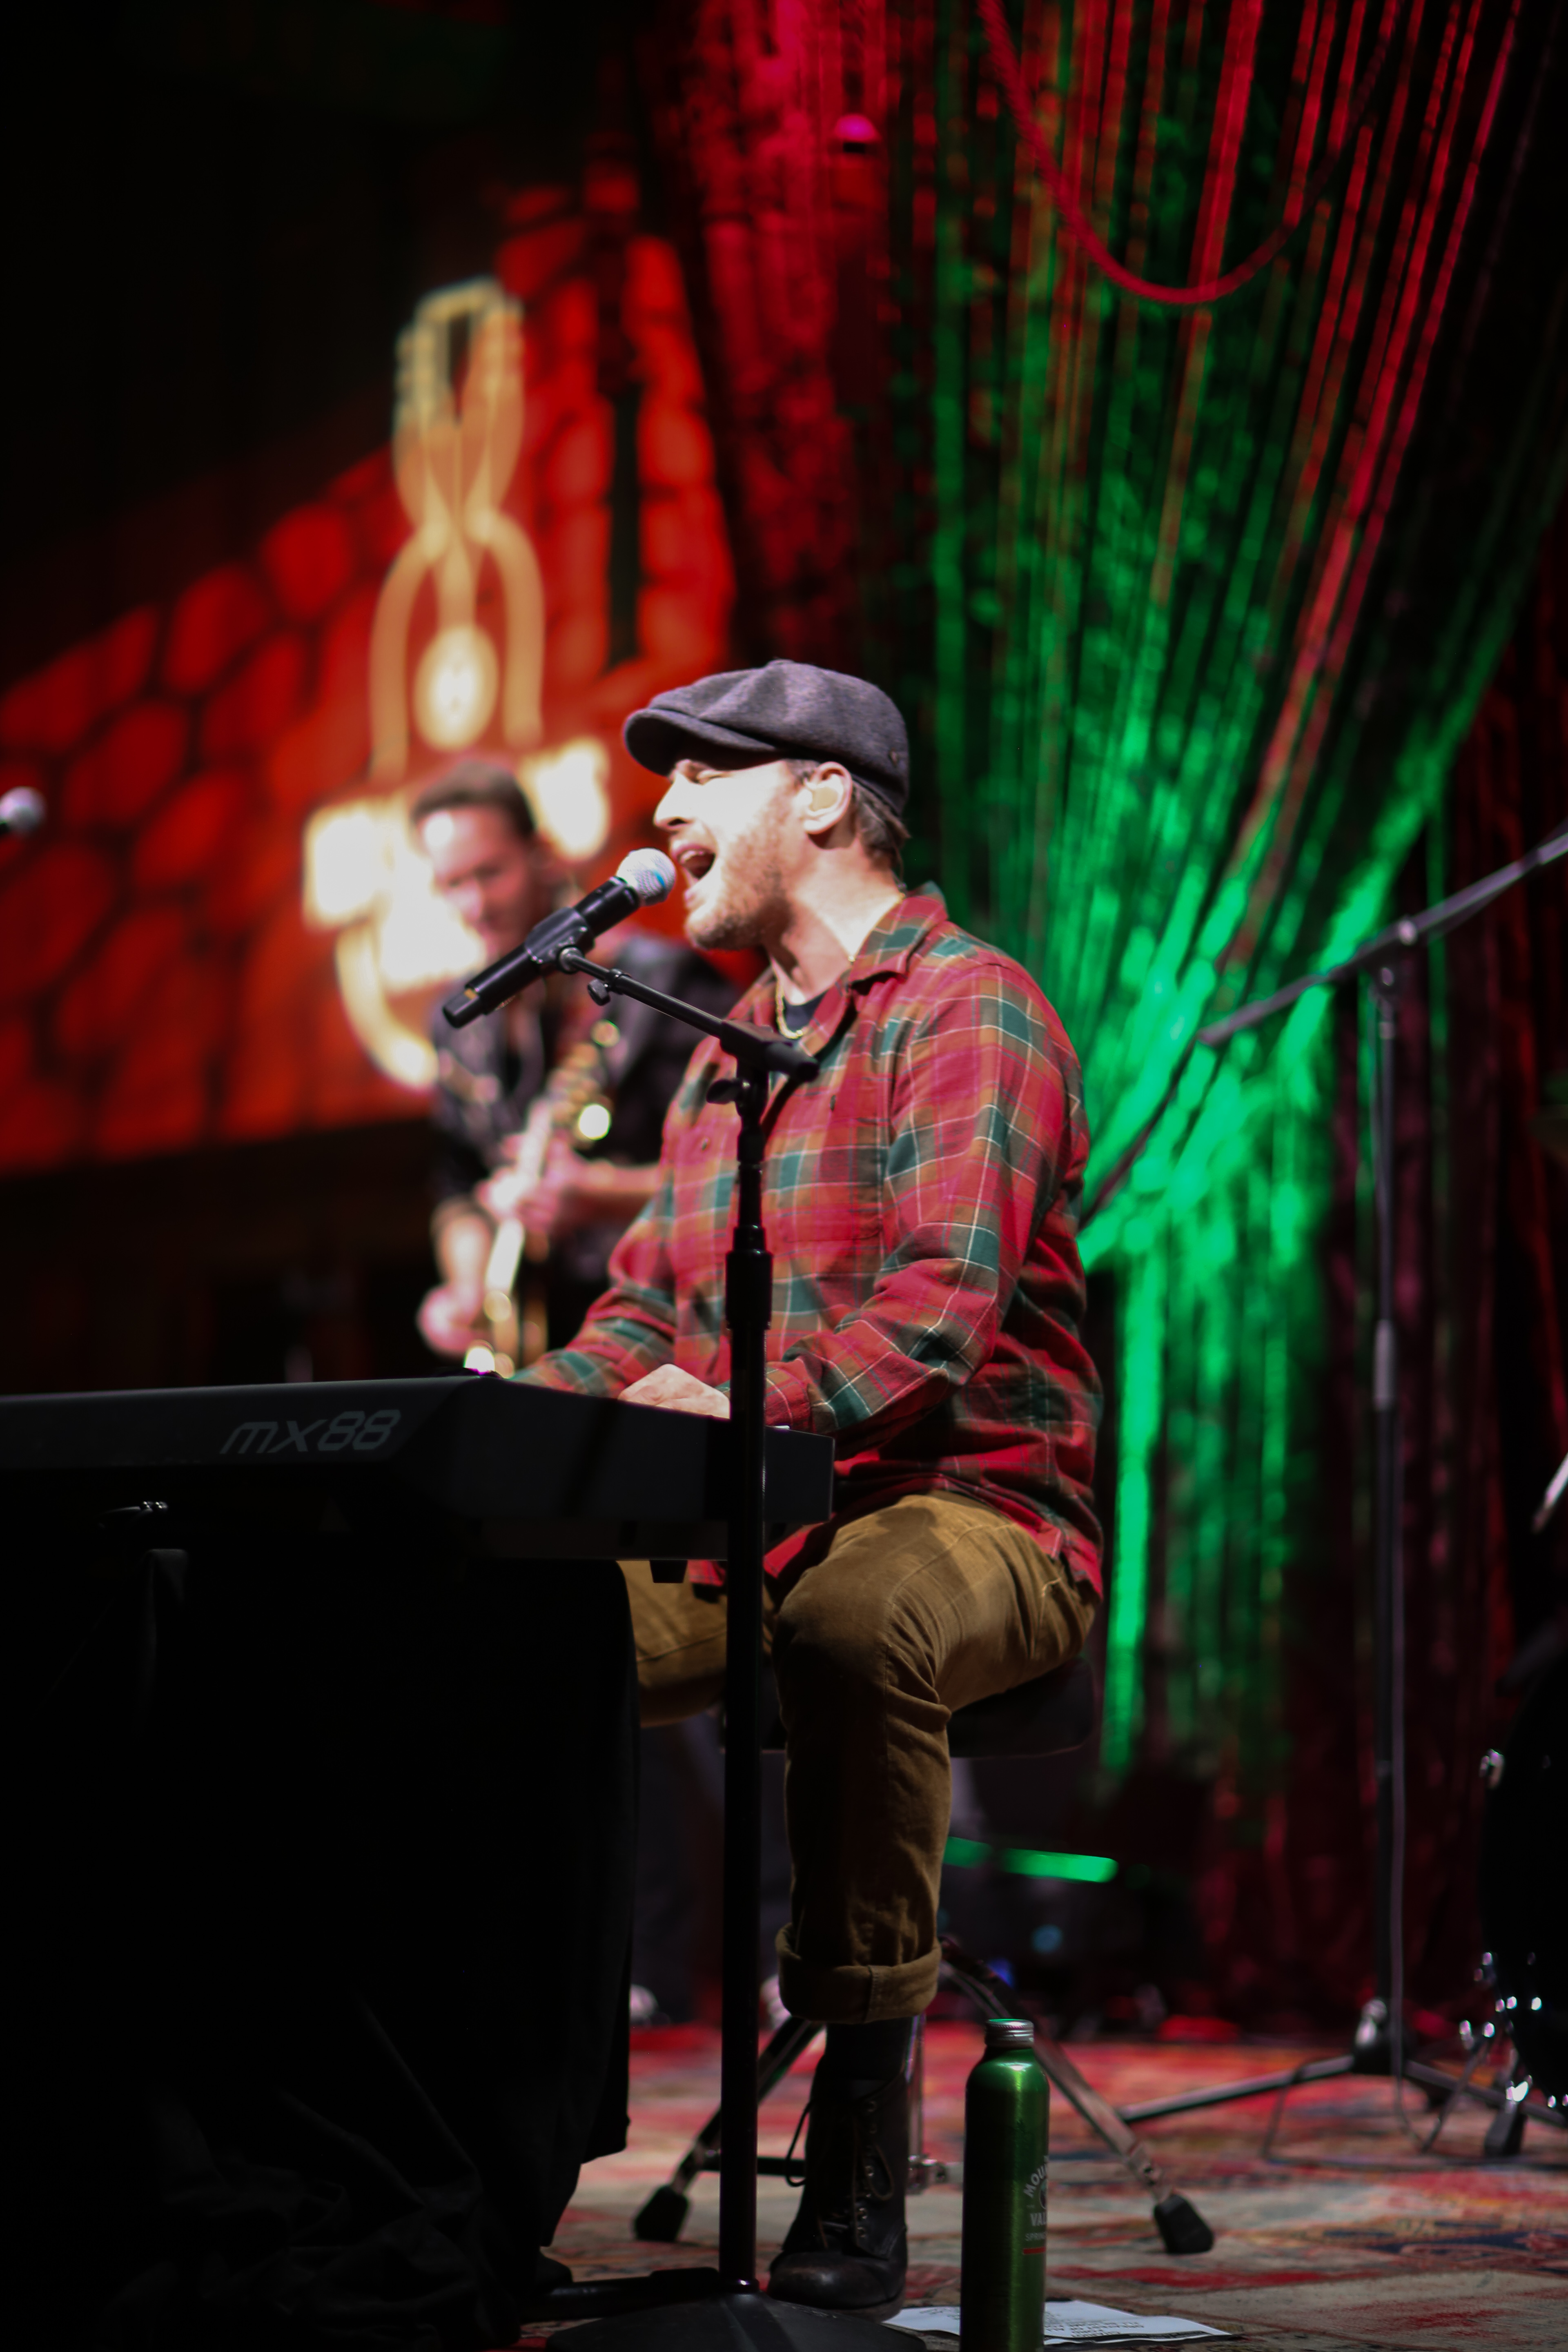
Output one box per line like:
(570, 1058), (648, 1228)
(522, 662), (1102, 2316)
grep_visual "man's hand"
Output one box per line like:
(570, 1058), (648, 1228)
(621, 1366), (730, 1418)
(478, 1137), (592, 1238)
(480, 1143), (659, 1241)
(417, 1279), (486, 1357)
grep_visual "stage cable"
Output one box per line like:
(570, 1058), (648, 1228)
(978, 0), (1410, 310)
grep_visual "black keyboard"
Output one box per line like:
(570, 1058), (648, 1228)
(0, 1375), (834, 1559)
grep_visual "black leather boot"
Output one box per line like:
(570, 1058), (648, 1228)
(766, 2065), (908, 2319)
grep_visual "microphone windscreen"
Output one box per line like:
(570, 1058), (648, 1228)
(616, 847), (677, 906)
(0, 785), (46, 835)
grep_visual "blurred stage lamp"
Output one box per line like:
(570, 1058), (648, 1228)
(303, 802), (387, 927)
(304, 794), (482, 1089)
(523, 737), (611, 863)
(416, 623), (500, 750)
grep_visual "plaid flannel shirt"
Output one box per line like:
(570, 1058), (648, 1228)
(523, 889), (1102, 1591)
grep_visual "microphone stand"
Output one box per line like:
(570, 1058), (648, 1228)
(480, 947), (900, 2350)
(1100, 823), (1568, 2149)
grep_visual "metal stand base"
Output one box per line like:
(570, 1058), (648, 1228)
(553, 2290), (918, 2352)
(1482, 2079), (1530, 2159)
(1103, 1992), (1564, 2154)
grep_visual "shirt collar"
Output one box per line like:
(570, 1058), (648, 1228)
(842, 885), (948, 987)
(749, 886), (948, 1062)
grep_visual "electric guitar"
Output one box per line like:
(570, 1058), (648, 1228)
(479, 1018), (619, 1371)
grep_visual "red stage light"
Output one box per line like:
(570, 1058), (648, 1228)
(163, 564), (271, 697)
(200, 633), (309, 761)
(0, 608), (158, 756)
(62, 702), (189, 828)
(54, 904), (190, 1059)
(260, 504), (356, 624)
(0, 1071), (83, 1170)
(131, 770), (252, 889)
(0, 842), (118, 1005)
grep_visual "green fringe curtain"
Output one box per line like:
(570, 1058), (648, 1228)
(898, 0), (1568, 1793)
(642, 0), (1568, 1838)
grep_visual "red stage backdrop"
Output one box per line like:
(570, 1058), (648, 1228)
(0, 192), (732, 1173)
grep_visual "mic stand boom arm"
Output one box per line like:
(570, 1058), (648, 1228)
(554, 948), (819, 1083)
(1080, 828), (1566, 1229)
(1195, 822), (1568, 1049)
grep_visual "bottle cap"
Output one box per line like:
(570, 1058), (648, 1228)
(984, 2017), (1035, 2051)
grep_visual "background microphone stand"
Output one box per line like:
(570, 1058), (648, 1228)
(1108, 822), (1568, 2146)
(477, 946), (901, 2351)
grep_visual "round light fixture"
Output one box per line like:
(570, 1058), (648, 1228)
(414, 623), (499, 749)
(524, 737), (612, 862)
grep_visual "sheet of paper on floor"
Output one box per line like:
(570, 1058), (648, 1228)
(893, 2303), (1228, 2344)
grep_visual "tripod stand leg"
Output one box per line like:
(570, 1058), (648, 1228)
(939, 1940), (1215, 2253)
(1482, 2060), (1531, 2159)
(906, 2012), (949, 2189)
(634, 2013), (822, 2242)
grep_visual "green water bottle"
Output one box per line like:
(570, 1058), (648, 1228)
(959, 2016), (1049, 2352)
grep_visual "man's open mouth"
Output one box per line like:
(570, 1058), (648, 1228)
(675, 846), (715, 881)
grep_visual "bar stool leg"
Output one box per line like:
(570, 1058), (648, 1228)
(634, 2012), (822, 2242)
(906, 2012), (949, 2190)
(939, 1937), (1214, 2253)
(635, 2008), (951, 2243)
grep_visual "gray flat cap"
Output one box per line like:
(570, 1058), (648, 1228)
(624, 661), (909, 813)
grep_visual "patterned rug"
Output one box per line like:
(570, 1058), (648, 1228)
(532, 2024), (1567, 2350)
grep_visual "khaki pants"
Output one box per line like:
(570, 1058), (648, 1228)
(624, 1492), (1097, 2023)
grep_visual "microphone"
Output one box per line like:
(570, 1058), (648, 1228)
(443, 847), (677, 1029)
(0, 785), (45, 837)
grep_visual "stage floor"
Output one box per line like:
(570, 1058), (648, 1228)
(540, 2024), (1567, 2350)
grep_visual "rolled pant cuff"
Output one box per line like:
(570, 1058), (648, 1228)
(776, 1934), (940, 2025)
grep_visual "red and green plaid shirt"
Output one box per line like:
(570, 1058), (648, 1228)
(523, 889), (1102, 1591)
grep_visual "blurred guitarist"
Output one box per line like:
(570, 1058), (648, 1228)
(412, 759), (735, 1367)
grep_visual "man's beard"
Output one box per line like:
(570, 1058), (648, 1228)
(682, 789), (791, 951)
